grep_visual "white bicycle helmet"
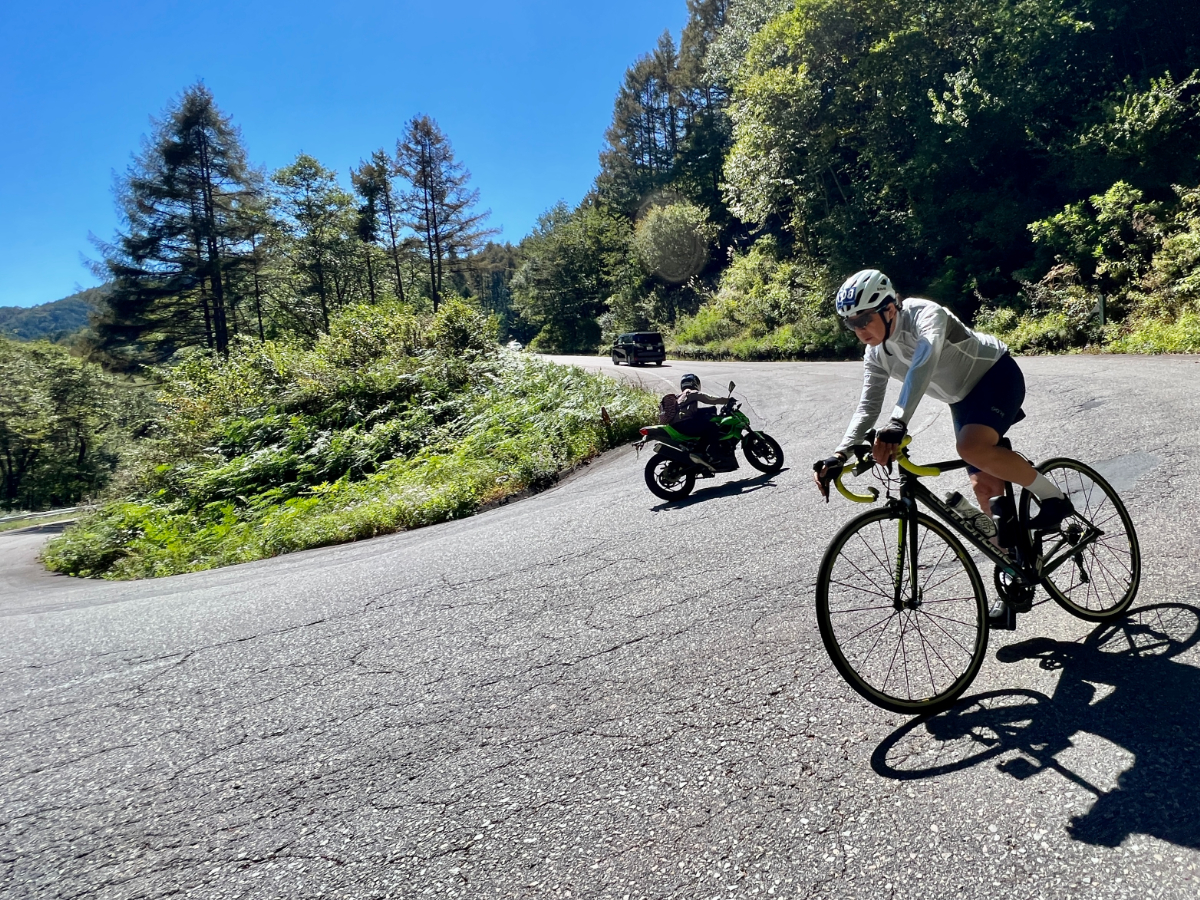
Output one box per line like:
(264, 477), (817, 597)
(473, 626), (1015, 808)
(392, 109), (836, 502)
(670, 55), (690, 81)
(835, 269), (897, 318)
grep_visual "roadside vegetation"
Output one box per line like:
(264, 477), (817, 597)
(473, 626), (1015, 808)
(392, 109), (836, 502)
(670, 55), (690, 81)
(41, 301), (654, 579)
(508, 0), (1200, 359)
(1, 337), (154, 513)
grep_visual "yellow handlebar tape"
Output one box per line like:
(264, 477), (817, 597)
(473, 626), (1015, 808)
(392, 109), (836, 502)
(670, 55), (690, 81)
(897, 435), (940, 477)
(835, 478), (879, 504)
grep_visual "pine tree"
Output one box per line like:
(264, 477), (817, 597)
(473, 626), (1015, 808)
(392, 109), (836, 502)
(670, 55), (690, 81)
(271, 154), (364, 336)
(675, 1), (735, 217)
(353, 150), (411, 303)
(93, 83), (262, 362)
(351, 161), (385, 304)
(395, 116), (496, 311)
(679, 0), (730, 110)
(597, 32), (688, 214)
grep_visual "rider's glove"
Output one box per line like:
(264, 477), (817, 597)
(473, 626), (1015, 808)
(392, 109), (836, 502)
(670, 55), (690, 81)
(877, 417), (908, 444)
(812, 455), (845, 503)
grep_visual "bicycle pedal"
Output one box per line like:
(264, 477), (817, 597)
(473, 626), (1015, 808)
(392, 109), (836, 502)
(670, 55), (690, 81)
(1009, 596), (1033, 614)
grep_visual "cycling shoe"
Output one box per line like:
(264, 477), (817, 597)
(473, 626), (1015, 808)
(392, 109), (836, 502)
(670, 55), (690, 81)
(1027, 495), (1075, 532)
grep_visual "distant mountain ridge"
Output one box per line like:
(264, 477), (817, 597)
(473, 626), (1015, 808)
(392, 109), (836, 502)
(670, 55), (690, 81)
(0, 286), (104, 342)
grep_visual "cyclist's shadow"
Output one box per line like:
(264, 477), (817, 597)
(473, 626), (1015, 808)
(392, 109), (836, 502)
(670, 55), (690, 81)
(871, 603), (1200, 849)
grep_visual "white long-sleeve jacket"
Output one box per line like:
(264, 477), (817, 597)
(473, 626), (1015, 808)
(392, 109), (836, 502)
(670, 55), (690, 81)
(836, 298), (1007, 453)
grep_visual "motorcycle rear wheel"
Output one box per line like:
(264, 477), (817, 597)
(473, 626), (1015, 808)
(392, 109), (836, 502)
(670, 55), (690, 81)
(742, 432), (784, 473)
(644, 453), (696, 500)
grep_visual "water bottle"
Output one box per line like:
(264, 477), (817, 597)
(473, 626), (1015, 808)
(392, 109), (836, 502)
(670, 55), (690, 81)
(945, 491), (998, 538)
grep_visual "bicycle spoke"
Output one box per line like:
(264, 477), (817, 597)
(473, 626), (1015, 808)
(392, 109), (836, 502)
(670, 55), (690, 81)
(832, 608), (903, 645)
(818, 508), (987, 713)
(1031, 459), (1140, 620)
(843, 534), (897, 598)
(915, 607), (984, 659)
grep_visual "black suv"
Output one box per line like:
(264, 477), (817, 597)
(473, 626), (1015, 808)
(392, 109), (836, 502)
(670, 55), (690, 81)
(611, 332), (665, 366)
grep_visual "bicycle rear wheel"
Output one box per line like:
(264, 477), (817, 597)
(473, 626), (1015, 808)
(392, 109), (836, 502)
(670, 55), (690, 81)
(1020, 458), (1140, 621)
(816, 508), (989, 715)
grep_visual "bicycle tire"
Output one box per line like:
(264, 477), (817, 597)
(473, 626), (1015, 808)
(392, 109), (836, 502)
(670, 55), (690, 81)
(1020, 457), (1140, 621)
(816, 507), (989, 715)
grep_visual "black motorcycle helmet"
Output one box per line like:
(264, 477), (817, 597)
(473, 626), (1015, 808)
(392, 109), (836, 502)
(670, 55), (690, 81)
(680, 373), (701, 391)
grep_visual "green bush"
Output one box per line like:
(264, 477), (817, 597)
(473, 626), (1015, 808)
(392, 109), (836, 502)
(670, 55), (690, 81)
(1108, 308), (1200, 352)
(987, 182), (1200, 353)
(669, 238), (855, 360)
(975, 265), (1107, 353)
(43, 301), (656, 579)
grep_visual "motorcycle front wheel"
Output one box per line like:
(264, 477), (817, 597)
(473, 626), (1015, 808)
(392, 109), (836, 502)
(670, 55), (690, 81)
(742, 432), (784, 473)
(644, 453), (696, 501)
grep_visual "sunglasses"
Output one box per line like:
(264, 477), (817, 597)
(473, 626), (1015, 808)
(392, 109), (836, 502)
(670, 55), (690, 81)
(842, 309), (879, 331)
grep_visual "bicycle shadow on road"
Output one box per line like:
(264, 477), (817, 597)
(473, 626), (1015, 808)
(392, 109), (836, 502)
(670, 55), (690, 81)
(870, 603), (1200, 849)
(649, 468), (787, 511)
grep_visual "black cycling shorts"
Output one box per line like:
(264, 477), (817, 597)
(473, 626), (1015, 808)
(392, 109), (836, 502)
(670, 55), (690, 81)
(950, 353), (1026, 472)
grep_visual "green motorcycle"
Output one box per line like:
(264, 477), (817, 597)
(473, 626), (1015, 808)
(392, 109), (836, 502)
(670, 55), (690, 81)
(634, 381), (785, 501)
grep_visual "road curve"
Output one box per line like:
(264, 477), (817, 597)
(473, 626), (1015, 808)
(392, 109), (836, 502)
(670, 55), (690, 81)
(2, 355), (1199, 899)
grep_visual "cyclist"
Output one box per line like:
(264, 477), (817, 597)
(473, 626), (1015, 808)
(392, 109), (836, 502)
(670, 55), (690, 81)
(811, 269), (1073, 532)
(672, 373), (734, 467)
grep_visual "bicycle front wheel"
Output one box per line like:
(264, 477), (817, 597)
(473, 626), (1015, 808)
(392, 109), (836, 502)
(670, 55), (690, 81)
(816, 508), (989, 715)
(1021, 458), (1140, 621)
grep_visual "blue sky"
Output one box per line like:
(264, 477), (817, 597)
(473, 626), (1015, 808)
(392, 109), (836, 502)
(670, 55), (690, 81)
(0, 0), (689, 308)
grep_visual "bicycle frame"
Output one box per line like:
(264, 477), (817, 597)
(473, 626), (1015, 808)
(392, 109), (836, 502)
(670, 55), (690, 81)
(836, 439), (1104, 599)
(818, 437), (1136, 714)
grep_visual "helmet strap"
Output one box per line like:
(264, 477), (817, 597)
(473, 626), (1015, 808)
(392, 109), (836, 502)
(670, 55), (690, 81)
(881, 300), (896, 356)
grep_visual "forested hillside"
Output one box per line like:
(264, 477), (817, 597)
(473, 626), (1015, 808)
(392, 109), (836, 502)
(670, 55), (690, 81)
(66, 1), (1200, 369)
(0, 336), (151, 512)
(513, 0), (1200, 358)
(0, 286), (103, 343)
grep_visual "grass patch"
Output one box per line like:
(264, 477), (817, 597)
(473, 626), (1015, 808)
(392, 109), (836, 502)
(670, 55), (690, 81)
(43, 301), (656, 579)
(1108, 308), (1200, 353)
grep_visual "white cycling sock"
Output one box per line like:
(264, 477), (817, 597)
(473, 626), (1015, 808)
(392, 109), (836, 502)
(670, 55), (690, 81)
(1025, 472), (1065, 501)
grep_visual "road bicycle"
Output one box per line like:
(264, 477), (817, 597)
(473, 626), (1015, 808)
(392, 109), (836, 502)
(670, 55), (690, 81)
(816, 435), (1141, 715)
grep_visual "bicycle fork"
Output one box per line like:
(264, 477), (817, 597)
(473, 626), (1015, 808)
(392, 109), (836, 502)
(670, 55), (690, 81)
(892, 500), (921, 610)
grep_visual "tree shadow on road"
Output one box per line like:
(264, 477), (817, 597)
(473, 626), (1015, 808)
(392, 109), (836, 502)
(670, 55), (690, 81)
(649, 468), (787, 511)
(870, 603), (1200, 849)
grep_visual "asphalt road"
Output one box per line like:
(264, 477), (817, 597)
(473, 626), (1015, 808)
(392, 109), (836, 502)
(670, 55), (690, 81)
(3, 354), (1199, 899)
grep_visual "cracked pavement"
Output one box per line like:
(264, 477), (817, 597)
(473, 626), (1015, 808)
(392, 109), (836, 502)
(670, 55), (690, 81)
(2, 355), (1200, 899)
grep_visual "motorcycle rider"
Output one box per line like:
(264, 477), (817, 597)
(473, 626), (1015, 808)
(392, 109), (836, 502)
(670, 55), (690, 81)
(811, 269), (1073, 532)
(672, 373), (734, 467)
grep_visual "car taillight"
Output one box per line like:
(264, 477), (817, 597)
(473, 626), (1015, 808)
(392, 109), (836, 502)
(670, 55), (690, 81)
(639, 428), (649, 435)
